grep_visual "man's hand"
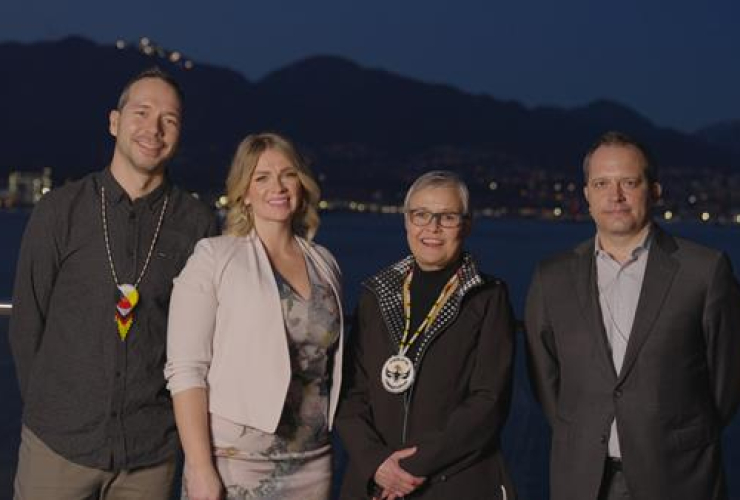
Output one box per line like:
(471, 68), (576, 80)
(184, 463), (224, 500)
(373, 447), (426, 499)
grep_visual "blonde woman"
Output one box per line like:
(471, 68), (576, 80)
(165, 133), (343, 500)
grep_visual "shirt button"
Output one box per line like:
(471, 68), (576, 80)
(600, 435), (607, 444)
(439, 475), (447, 482)
(614, 389), (623, 398)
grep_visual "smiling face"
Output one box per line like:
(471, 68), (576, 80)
(584, 144), (661, 241)
(244, 148), (303, 230)
(108, 77), (181, 179)
(405, 185), (469, 271)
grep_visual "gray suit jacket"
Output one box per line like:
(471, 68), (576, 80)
(525, 225), (740, 500)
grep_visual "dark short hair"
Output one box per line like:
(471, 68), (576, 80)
(116, 67), (183, 111)
(582, 131), (658, 184)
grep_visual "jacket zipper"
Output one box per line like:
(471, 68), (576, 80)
(400, 283), (477, 445)
(365, 278), (483, 450)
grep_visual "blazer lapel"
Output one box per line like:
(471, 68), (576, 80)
(573, 241), (617, 380)
(617, 227), (679, 382)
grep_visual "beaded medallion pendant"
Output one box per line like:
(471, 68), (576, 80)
(101, 186), (168, 341)
(115, 284), (140, 340)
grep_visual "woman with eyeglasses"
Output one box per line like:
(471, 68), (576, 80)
(336, 171), (516, 499)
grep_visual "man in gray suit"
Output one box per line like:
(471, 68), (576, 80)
(525, 130), (740, 500)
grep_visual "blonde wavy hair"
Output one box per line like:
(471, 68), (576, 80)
(224, 132), (321, 240)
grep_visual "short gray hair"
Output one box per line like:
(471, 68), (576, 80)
(403, 170), (470, 215)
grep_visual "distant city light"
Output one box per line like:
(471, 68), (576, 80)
(688, 195), (697, 204)
(140, 37), (151, 46)
(190, 192), (200, 199)
(553, 182), (562, 192)
(143, 46), (154, 55)
(115, 40), (126, 49)
(663, 210), (673, 221)
(184, 60), (194, 69)
(41, 187), (50, 195)
(319, 200), (328, 210)
(566, 182), (576, 192)
(217, 195), (228, 208)
(735, 215), (740, 224)
(701, 212), (711, 222)
(488, 181), (498, 191)
(553, 207), (563, 217)
(169, 51), (182, 63)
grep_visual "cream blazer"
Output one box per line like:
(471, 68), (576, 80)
(164, 232), (344, 433)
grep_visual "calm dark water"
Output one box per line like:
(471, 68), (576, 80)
(2, 210), (740, 499)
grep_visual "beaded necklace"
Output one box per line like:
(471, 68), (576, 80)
(381, 268), (459, 393)
(101, 186), (169, 340)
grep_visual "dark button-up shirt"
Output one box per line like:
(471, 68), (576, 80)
(10, 168), (218, 470)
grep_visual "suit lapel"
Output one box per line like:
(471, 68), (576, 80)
(618, 227), (679, 382)
(573, 241), (617, 380)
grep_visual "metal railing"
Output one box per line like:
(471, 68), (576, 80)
(0, 303), (526, 332)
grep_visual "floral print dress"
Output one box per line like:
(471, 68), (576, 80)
(187, 257), (340, 500)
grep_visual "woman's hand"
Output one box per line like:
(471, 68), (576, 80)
(184, 463), (224, 500)
(373, 447), (426, 499)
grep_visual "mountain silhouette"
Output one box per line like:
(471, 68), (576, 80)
(0, 37), (737, 199)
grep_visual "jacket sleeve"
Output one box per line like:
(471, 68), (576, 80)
(524, 264), (560, 425)
(400, 282), (516, 477)
(164, 238), (218, 395)
(703, 252), (740, 427)
(9, 196), (61, 401)
(335, 292), (394, 491)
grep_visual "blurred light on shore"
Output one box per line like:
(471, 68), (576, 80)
(116, 40), (126, 49)
(701, 212), (711, 222)
(663, 210), (673, 221)
(488, 181), (498, 191)
(319, 200), (328, 210)
(553, 207), (562, 217)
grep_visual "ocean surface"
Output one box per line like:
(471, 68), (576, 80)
(2, 210), (740, 499)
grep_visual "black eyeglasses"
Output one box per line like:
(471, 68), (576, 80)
(407, 209), (468, 228)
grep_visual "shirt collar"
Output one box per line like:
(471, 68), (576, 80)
(99, 167), (170, 212)
(594, 224), (653, 260)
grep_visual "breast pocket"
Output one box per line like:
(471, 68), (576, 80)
(145, 247), (186, 303)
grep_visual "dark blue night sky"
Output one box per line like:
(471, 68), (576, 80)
(1, 0), (739, 132)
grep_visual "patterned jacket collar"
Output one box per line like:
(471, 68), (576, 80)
(363, 252), (484, 363)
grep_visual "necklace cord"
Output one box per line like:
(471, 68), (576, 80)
(101, 186), (169, 288)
